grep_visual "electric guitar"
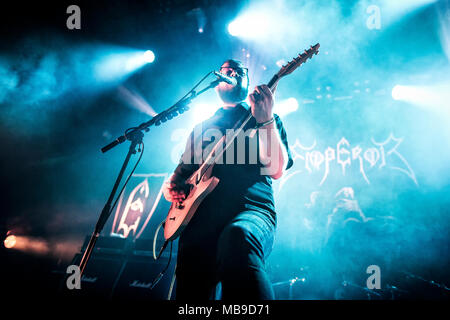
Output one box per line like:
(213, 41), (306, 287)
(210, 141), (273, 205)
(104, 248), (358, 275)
(164, 43), (320, 241)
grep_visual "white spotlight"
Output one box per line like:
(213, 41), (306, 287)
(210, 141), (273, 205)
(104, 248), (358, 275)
(192, 103), (220, 125)
(124, 50), (155, 72)
(4, 235), (16, 249)
(143, 50), (155, 63)
(228, 12), (270, 39)
(273, 97), (299, 117)
(392, 85), (407, 100)
(228, 20), (240, 37)
(3, 234), (49, 255)
(392, 82), (450, 116)
(95, 48), (155, 81)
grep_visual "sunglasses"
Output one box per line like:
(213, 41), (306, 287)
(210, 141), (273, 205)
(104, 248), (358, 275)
(219, 66), (248, 77)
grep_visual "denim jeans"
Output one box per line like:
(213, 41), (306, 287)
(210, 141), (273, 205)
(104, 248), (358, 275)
(175, 210), (275, 300)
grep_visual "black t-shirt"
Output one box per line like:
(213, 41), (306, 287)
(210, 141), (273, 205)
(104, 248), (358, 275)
(172, 102), (293, 231)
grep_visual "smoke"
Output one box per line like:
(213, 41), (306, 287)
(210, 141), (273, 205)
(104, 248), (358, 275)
(238, 0), (450, 299)
(0, 35), (148, 135)
(0, 60), (19, 104)
(0, 37), (84, 133)
(1, 39), (72, 107)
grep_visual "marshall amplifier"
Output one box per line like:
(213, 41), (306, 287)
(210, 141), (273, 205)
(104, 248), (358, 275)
(110, 253), (176, 301)
(59, 236), (176, 300)
(61, 252), (126, 299)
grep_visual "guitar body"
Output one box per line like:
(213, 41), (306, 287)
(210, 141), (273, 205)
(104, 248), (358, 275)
(164, 166), (220, 241)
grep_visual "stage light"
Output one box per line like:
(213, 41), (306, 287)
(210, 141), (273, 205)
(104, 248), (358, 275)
(273, 97), (299, 117)
(227, 2), (302, 43)
(143, 50), (155, 63)
(4, 232), (80, 260)
(3, 234), (49, 255)
(227, 21), (237, 36)
(228, 11), (270, 39)
(391, 85), (408, 100)
(125, 50), (155, 71)
(117, 86), (157, 117)
(227, 20), (239, 36)
(187, 8), (206, 35)
(4, 235), (16, 249)
(95, 49), (155, 82)
(192, 103), (220, 125)
(392, 82), (450, 116)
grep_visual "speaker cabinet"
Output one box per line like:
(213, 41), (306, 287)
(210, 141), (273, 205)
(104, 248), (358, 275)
(59, 237), (176, 300)
(110, 254), (176, 300)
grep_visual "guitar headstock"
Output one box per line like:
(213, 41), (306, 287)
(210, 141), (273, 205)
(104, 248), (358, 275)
(277, 43), (320, 79)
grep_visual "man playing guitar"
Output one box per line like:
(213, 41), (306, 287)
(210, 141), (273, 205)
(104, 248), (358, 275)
(162, 59), (293, 300)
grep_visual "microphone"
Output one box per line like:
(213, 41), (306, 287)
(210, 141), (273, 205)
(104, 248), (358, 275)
(213, 71), (237, 86)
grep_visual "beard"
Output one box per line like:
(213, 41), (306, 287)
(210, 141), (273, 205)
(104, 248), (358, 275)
(217, 82), (248, 104)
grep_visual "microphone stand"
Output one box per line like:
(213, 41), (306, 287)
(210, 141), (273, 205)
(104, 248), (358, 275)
(78, 77), (221, 277)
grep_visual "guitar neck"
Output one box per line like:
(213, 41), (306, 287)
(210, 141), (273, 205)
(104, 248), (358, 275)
(267, 74), (280, 92)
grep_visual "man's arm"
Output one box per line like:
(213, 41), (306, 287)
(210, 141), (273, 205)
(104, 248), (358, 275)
(163, 130), (199, 202)
(249, 85), (289, 179)
(257, 120), (289, 179)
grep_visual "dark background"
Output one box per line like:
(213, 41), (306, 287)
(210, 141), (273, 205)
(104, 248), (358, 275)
(0, 0), (449, 301)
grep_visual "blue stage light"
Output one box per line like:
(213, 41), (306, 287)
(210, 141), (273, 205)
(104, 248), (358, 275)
(391, 85), (408, 100)
(392, 83), (450, 116)
(228, 11), (270, 39)
(273, 98), (299, 118)
(125, 50), (155, 71)
(143, 50), (155, 63)
(192, 103), (220, 125)
(95, 49), (155, 82)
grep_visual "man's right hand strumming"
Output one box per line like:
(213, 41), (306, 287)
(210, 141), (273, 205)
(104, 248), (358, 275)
(162, 178), (191, 203)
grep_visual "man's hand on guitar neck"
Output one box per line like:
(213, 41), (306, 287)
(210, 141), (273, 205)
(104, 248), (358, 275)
(249, 85), (274, 124)
(249, 84), (288, 179)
